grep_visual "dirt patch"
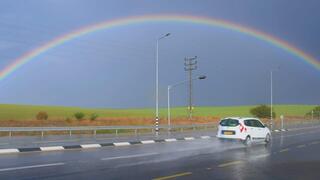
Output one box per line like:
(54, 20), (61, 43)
(0, 116), (220, 127)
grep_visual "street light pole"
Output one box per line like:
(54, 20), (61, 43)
(270, 70), (273, 130)
(270, 67), (279, 131)
(167, 75), (206, 131)
(167, 85), (171, 131)
(155, 33), (170, 135)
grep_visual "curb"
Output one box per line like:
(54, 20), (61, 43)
(0, 135), (214, 155)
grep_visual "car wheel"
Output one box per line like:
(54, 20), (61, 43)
(243, 136), (251, 146)
(265, 133), (271, 144)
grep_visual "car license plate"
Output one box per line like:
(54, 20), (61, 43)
(223, 131), (234, 135)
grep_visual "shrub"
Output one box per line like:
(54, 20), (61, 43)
(90, 113), (99, 121)
(250, 105), (275, 118)
(74, 112), (85, 120)
(36, 111), (48, 120)
(305, 106), (320, 118)
(65, 117), (72, 123)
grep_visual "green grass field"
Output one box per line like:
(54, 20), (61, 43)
(0, 104), (316, 120)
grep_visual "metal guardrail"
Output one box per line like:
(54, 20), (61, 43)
(0, 123), (217, 137)
(1, 118), (318, 137)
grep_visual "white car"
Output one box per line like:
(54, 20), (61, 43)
(216, 117), (271, 145)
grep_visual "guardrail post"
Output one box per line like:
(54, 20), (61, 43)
(94, 130), (96, 137)
(134, 129), (137, 136)
(180, 128), (183, 132)
(9, 131), (11, 137)
(41, 131), (44, 138)
(116, 129), (118, 136)
(69, 130), (72, 137)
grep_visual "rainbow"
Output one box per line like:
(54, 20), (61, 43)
(0, 14), (319, 80)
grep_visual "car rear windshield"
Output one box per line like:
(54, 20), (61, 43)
(219, 119), (239, 127)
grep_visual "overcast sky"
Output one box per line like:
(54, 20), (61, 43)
(0, 0), (319, 108)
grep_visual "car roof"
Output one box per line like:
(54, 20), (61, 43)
(221, 117), (260, 121)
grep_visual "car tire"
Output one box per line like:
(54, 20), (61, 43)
(243, 136), (251, 146)
(265, 133), (271, 144)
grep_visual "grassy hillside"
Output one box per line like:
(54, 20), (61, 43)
(0, 104), (315, 121)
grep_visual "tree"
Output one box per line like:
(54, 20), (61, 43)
(74, 112), (85, 120)
(250, 105), (275, 118)
(36, 111), (48, 120)
(90, 113), (99, 121)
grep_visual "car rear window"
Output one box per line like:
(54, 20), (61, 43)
(219, 119), (239, 127)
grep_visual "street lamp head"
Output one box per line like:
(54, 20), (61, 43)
(198, 75), (206, 80)
(158, 33), (171, 40)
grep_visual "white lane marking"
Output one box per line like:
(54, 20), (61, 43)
(113, 142), (130, 146)
(101, 152), (158, 161)
(164, 138), (177, 142)
(175, 147), (208, 152)
(273, 130), (320, 139)
(297, 144), (306, 148)
(40, 146), (64, 151)
(274, 130), (280, 132)
(0, 163), (65, 172)
(141, 140), (155, 144)
(289, 125), (320, 131)
(280, 132), (308, 138)
(0, 149), (19, 154)
(218, 160), (244, 168)
(279, 148), (290, 153)
(184, 137), (195, 140)
(200, 136), (211, 139)
(250, 154), (270, 160)
(310, 141), (320, 145)
(80, 144), (101, 149)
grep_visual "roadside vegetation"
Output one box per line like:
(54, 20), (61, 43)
(250, 105), (276, 118)
(0, 104), (317, 127)
(305, 106), (320, 119)
(74, 112), (85, 120)
(90, 113), (99, 121)
(36, 111), (48, 120)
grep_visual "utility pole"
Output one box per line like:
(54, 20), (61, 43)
(184, 56), (197, 120)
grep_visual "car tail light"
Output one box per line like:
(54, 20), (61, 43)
(239, 123), (247, 133)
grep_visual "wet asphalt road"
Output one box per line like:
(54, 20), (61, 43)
(0, 127), (320, 180)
